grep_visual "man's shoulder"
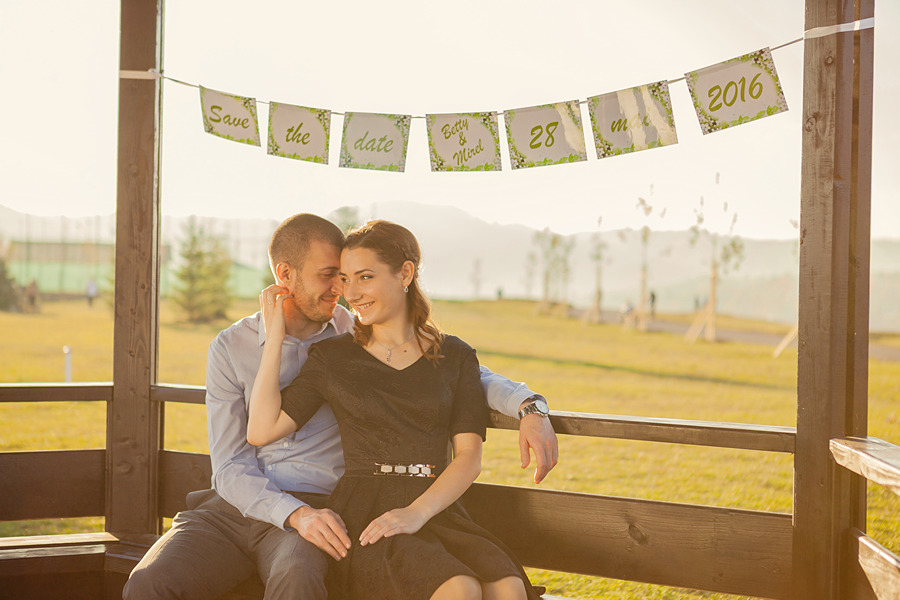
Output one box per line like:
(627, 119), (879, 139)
(211, 313), (261, 350)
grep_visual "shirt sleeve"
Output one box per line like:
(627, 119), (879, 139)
(478, 364), (541, 419)
(450, 347), (490, 441)
(280, 342), (329, 428)
(205, 335), (305, 531)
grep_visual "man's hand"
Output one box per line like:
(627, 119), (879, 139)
(287, 505), (352, 561)
(519, 413), (559, 484)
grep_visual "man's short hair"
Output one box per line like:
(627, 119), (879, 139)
(268, 214), (344, 273)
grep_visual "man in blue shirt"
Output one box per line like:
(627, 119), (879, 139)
(124, 213), (558, 599)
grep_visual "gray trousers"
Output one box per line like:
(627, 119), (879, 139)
(123, 489), (330, 600)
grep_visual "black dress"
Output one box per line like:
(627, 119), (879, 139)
(280, 333), (540, 600)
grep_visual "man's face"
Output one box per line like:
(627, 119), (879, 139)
(282, 240), (342, 325)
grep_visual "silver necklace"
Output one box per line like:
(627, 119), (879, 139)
(374, 332), (416, 363)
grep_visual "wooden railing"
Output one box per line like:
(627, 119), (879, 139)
(4, 396), (898, 600)
(830, 437), (900, 598)
(1, 382), (797, 599)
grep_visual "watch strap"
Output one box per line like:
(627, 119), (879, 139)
(518, 395), (549, 418)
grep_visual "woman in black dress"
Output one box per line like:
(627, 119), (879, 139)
(247, 220), (539, 600)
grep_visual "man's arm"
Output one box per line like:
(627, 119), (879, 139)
(478, 365), (559, 484)
(206, 337), (305, 530)
(206, 320), (351, 559)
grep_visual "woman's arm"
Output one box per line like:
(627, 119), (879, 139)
(359, 432), (482, 546)
(247, 287), (298, 446)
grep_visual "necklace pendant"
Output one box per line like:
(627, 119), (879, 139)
(386, 349), (392, 363)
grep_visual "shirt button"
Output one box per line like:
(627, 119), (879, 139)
(267, 465), (272, 471)
(282, 441), (289, 448)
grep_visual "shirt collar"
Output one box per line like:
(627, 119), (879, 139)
(256, 312), (337, 347)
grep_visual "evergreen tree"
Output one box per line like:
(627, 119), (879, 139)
(171, 218), (233, 323)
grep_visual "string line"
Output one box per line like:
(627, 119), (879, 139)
(133, 21), (857, 117)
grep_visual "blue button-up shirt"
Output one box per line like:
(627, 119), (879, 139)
(205, 305), (537, 530)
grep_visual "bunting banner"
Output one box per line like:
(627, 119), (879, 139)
(587, 81), (678, 159)
(685, 48), (788, 135)
(188, 39), (805, 171)
(426, 112), (502, 172)
(199, 86), (260, 146)
(339, 112), (411, 172)
(504, 101), (587, 170)
(267, 102), (331, 163)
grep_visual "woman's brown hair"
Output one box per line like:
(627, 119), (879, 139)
(343, 220), (444, 363)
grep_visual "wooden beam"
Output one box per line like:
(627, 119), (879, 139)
(854, 529), (900, 600)
(150, 383), (205, 404)
(108, 0), (164, 535)
(0, 537), (110, 600)
(158, 450), (212, 517)
(464, 483), (792, 600)
(152, 386), (796, 453)
(0, 384), (112, 404)
(0, 450), (105, 521)
(831, 437), (900, 497)
(0, 534), (119, 551)
(795, 0), (875, 598)
(493, 410), (795, 453)
(0, 545), (105, 577)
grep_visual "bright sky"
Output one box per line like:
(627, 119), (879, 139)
(1, 1), (897, 240)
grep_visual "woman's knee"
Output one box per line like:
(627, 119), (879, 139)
(431, 575), (482, 600)
(482, 576), (527, 600)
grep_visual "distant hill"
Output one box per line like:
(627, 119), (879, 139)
(2, 202), (899, 331)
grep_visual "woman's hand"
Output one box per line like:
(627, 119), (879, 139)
(259, 284), (291, 343)
(359, 506), (429, 546)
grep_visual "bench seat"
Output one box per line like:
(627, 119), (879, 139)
(0, 532), (569, 599)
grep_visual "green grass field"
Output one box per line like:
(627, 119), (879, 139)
(1, 299), (898, 599)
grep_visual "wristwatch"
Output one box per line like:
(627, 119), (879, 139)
(518, 394), (550, 419)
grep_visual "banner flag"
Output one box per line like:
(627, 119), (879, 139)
(685, 48), (788, 135)
(504, 101), (587, 170)
(425, 112), (502, 172)
(339, 112), (411, 172)
(587, 81), (678, 159)
(267, 103), (331, 163)
(199, 86), (260, 146)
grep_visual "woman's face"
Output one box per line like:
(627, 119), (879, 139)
(340, 246), (409, 327)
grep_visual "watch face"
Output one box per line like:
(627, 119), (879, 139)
(534, 399), (549, 414)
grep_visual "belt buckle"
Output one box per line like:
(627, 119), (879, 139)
(374, 462), (436, 478)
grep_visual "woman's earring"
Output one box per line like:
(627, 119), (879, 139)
(404, 286), (409, 293)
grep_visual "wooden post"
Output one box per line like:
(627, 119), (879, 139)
(794, 0), (874, 598)
(108, 0), (164, 536)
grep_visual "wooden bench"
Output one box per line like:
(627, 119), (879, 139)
(4, 395), (899, 599)
(0, 395), (800, 600)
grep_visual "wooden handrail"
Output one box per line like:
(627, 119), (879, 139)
(150, 384), (795, 453)
(0, 383), (113, 403)
(151, 383), (205, 404)
(830, 437), (900, 497)
(853, 528), (900, 600)
(831, 439), (900, 599)
(492, 410), (795, 453)
(0, 383), (797, 454)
